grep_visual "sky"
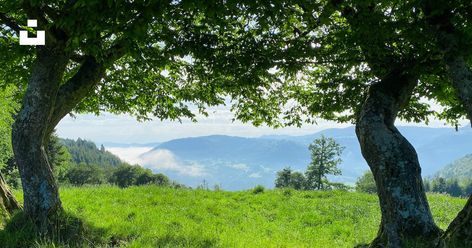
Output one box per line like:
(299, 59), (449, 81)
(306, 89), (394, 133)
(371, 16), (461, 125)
(56, 104), (462, 145)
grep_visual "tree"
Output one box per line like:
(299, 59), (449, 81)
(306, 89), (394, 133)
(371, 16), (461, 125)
(275, 167), (293, 188)
(2, 0), (472, 245)
(290, 172), (305, 190)
(432, 178), (447, 194)
(275, 167), (306, 190)
(64, 163), (106, 186)
(109, 164), (141, 188)
(355, 171), (377, 194)
(446, 180), (462, 198)
(0, 1), (293, 233)
(304, 136), (343, 190)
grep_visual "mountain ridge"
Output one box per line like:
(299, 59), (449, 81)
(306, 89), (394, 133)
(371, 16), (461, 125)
(106, 126), (472, 190)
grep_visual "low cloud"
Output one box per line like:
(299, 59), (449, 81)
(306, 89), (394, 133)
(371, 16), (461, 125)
(106, 147), (153, 164)
(138, 149), (206, 177)
(107, 147), (206, 177)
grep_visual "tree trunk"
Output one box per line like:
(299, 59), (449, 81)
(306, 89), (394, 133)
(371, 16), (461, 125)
(12, 46), (68, 234)
(0, 172), (20, 215)
(355, 69), (442, 247)
(442, 55), (472, 247)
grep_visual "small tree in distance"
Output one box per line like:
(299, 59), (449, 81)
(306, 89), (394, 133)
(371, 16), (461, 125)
(305, 136), (344, 190)
(275, 167), (305, 190)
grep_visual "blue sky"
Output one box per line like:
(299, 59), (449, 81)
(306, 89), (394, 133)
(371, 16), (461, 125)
(56, 105), (461, 144)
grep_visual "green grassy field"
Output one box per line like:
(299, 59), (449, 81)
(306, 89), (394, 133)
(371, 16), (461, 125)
(0, 186), (467, 248)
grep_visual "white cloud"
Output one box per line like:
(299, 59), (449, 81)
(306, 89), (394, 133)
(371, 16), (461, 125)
(138, 149), (206, 177)
(227, 163), (250, 172)
(249, 173), (262, 178)
(106, 147), (153, 164)
(106, 146), (206, 177)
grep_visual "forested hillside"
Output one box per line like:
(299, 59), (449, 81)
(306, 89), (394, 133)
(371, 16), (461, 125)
(434, 154), (472, 181)
(61, 138), (122, 167)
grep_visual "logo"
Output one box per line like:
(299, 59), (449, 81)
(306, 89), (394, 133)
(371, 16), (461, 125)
(19, 19), (45, 46)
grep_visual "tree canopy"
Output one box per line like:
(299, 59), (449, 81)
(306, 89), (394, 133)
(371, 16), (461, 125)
(2, 1), (470, 126)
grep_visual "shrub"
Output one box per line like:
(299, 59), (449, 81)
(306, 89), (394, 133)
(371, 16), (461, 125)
(252, 185), (265, 194)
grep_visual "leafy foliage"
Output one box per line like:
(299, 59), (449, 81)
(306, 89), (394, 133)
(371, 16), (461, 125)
(2, 1), (470, 128)
(275, 167), (305, 190)
(355, 171), (377, 194)
(424, 177), (472, 197)
(109, 164), (170, 188)
(0, 86), (19, 187)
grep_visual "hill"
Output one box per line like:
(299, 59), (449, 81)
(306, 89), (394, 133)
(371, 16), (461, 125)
(132, 126), (472, 190)
(0, 186), (465, 248)
(434, 154), (472, 180)
(61, 138), (123, 167)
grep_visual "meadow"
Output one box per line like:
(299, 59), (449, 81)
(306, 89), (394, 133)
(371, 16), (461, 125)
(0, 186), (466, 248)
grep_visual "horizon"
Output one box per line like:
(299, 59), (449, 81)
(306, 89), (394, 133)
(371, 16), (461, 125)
(57, 112), (467, 145)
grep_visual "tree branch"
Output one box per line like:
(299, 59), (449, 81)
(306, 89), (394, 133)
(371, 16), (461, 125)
(47, 56), (106, 134)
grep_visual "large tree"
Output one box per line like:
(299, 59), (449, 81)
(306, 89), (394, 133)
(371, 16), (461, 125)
(2, 0), (472, 246)
(420, 0), (472, 246)
(223, 1), (470, 246)
(0, 0), (294, 234)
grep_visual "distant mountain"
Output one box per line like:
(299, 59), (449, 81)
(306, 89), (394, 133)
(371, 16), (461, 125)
(433, 154), (472, 181)
(265, 126), (471, 176)
(110, 126), (472, 190)
(101, 142), (161, 148)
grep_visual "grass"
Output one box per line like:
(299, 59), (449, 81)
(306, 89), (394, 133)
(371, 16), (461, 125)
(0, 186), (467, 248)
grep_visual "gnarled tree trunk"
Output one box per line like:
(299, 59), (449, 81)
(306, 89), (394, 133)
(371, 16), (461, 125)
(442, 55), (472, 247)
(0, 172), (20, 215)
(11, 38), (109, 234)
(355, 69), (442, 247)
(12, 46), (68, 234)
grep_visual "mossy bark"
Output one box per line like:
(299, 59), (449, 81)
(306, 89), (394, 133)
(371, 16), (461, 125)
(356, 69), (442, 247)
(12, 46), (68, 234)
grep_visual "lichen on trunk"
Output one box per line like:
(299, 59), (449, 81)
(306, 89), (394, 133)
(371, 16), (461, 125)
(356, 68), (442, 247)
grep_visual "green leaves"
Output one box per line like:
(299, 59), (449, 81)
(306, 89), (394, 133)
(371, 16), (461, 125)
(1, 0), (472, 127)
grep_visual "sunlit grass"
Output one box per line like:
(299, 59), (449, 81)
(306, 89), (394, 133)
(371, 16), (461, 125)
(0, 186), (467, 247)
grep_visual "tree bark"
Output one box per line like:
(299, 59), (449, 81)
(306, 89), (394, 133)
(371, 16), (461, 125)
(442, 54), (472, 247)
(355, 69), (442, 247)
(12, 46), (68, 234)
(0, 172), (20, 215)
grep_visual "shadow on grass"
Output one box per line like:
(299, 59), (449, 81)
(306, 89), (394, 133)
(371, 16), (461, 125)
(0, 211), (110, 248)
(153, 235), (218, 248)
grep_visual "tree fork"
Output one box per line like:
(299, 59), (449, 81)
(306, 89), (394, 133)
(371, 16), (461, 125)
(355, 68), (442, 247)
